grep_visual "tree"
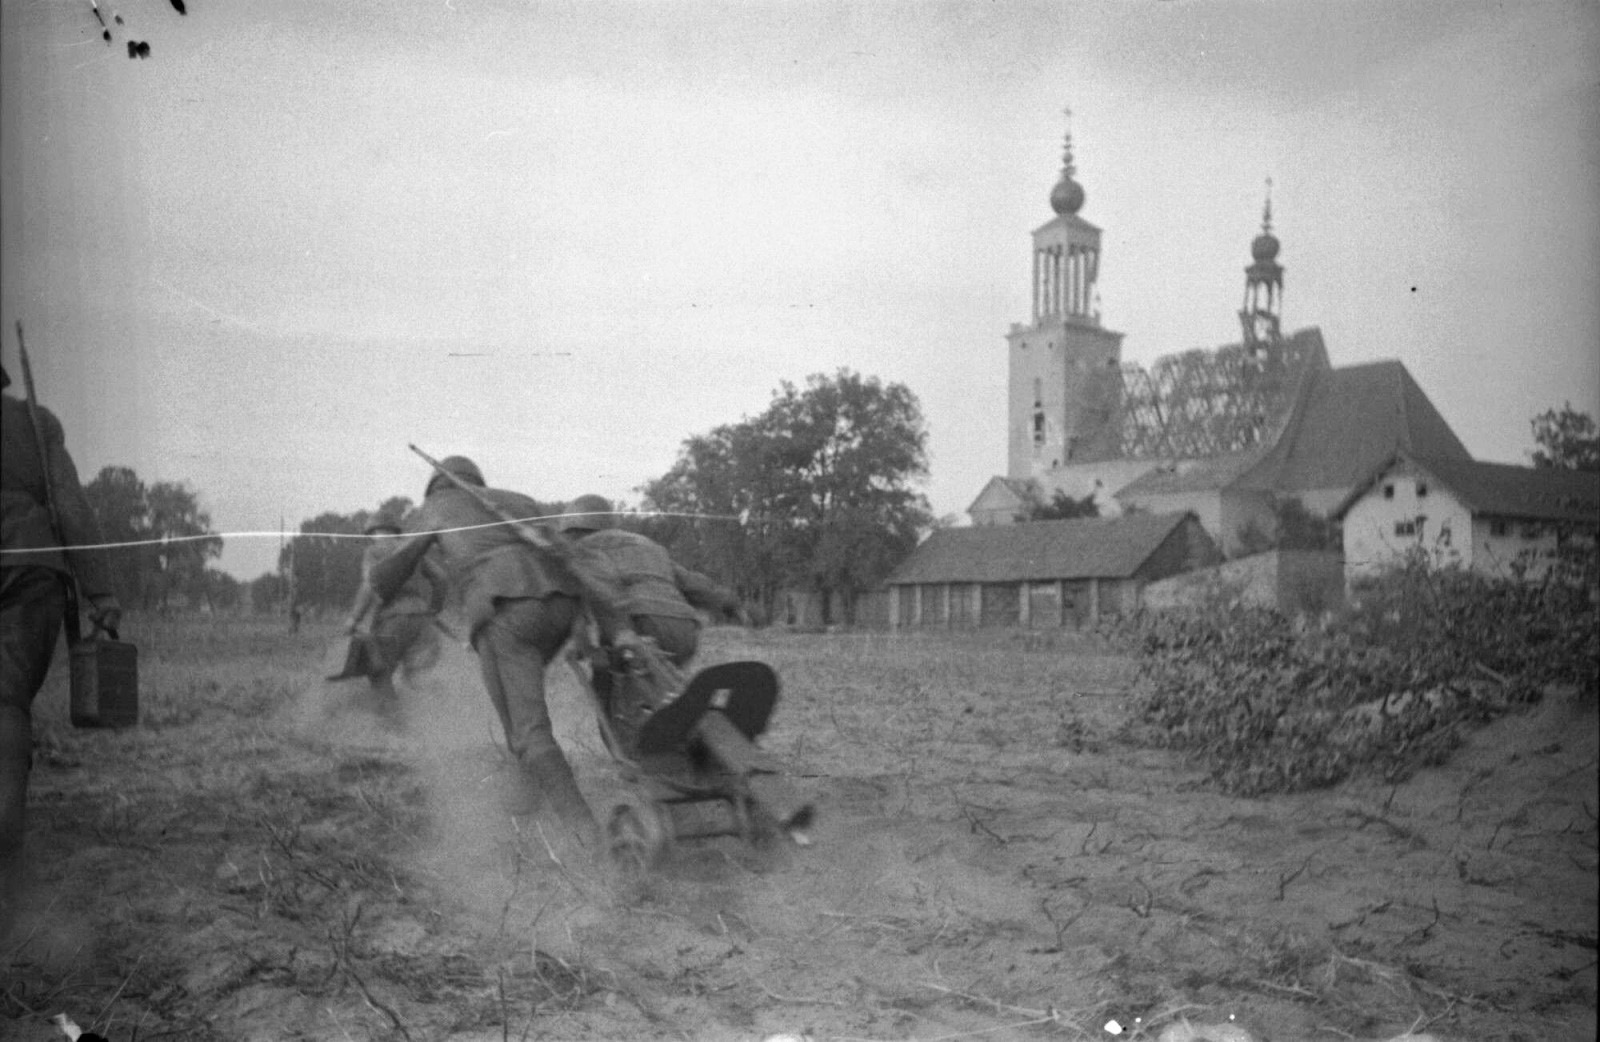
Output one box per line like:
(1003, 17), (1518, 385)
(1530, 403), (1599, 471)
(83, 467), (222, 610)
(145, 481), (224, 611)
(1019, 485), (1100, 522)
(641, 369), (932, 624)
(281, 512), (365, 613)
(196, 568), (242, 613)
(250, 571), (287, 614)
(84, 465), (151, 606)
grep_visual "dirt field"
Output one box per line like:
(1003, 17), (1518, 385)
(4, 615), (1596, 1042)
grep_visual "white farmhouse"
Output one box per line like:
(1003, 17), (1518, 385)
(1334, 453), (1599, 581)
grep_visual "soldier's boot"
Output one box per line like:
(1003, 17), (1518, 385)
(520, 749), (600, 854)
(0, 704), (33, 938)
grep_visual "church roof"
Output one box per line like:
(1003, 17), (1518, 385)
(1236, 360), (1471, 494)
(887, 512), (1202, 584)
(1114, 447), (1271, 498)
(966, 476), (1033, 515)
(1113, 357), (1471, 501)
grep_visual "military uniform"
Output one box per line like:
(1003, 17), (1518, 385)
(343, 514), (447, 709)
(2, 374), (120, 927)
(562, 495), (742, 667)
(368, 458), (595, 841)
(560, 496), (743, 744)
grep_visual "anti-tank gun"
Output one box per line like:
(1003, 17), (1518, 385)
(409, 444), (814, 873)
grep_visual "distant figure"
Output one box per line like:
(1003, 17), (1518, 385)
(1, 364), (121, 933)
(367, 457), (597, 847)
(561, 494), (745, 670)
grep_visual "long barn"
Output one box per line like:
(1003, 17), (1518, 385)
(884, 511), (1218, 629)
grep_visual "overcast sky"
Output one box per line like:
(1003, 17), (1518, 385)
(3, 0), (1597, 581)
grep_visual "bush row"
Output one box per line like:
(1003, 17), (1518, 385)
(1108, 546), (1598, 795)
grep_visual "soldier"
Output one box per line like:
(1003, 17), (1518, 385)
(341, 507), (448, 717)
(561, 494), (745, 669)
(1, 363), (121, 930)
(366, 457), (597, 846)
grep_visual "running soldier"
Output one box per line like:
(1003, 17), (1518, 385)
(341, 507), (448, 717)
(1, 363), (121, 931)
(366, 457), (597, 846)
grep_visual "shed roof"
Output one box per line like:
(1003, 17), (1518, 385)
(1334, 453), (1600, 523)
(886, 512), (1197, 585)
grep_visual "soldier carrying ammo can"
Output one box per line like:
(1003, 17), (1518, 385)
(1, 357), (121, 935)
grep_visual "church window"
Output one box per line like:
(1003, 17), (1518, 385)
(1032, 379), (1046, 447)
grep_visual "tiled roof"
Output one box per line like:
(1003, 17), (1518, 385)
(966, 476), (1033, 514)
(1237, 360), (1471, 493)
(1116, 447), (1271, 497)
(886, 512), (1196, 584)
(1336, 454), (1600, 523)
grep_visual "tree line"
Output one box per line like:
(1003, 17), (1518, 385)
(82, 466), (230, 611)
(81, 388), (1593, 621)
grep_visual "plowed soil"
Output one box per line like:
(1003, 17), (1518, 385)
(4, 617), (1596, 1042)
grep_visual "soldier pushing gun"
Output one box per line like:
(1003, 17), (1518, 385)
(364, 455), (600, 850)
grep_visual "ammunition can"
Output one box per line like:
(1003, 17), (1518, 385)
(69, 638), (139, 728)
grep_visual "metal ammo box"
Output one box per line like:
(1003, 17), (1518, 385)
(70, 637), (140, 728)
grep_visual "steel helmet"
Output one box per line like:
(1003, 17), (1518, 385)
(562, 494), (614, 533)
(425, 455), (486, 497)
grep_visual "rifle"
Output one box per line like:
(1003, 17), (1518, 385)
(16, 322), (84, 643)
(407, 444), (684, 694)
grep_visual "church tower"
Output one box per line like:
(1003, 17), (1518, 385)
(1005, 113), (1125, 481)
(1239, 179), (1284, 349)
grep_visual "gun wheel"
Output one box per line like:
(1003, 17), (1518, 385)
(606, 801), (669, 876)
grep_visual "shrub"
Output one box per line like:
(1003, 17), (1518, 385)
(1112, 546), (1598, 795)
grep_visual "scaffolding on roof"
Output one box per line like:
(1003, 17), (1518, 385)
(1114, 335), (1318, 459)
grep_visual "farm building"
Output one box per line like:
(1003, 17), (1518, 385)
(884, 511), (1219, 629)
(1335, 453), (1600, 582)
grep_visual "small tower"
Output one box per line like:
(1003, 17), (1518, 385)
(1005, 111), (1125, 480)
(1239, 179), (1284, 349)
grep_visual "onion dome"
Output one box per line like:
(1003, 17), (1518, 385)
(1251, 181), (1279, 261)
(1049, 125), (1084, 216)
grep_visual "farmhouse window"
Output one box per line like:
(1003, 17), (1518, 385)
(1521, 522), (1543, 539)
(1394, 521), (1417, 537)
(1490, 520), (1509, 537)
(1383, 484), (1395, 499)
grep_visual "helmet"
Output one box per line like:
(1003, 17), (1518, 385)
(364, 508), (403, 535)
(425, 455), (485, 497)
(562, 494), (614, 533)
